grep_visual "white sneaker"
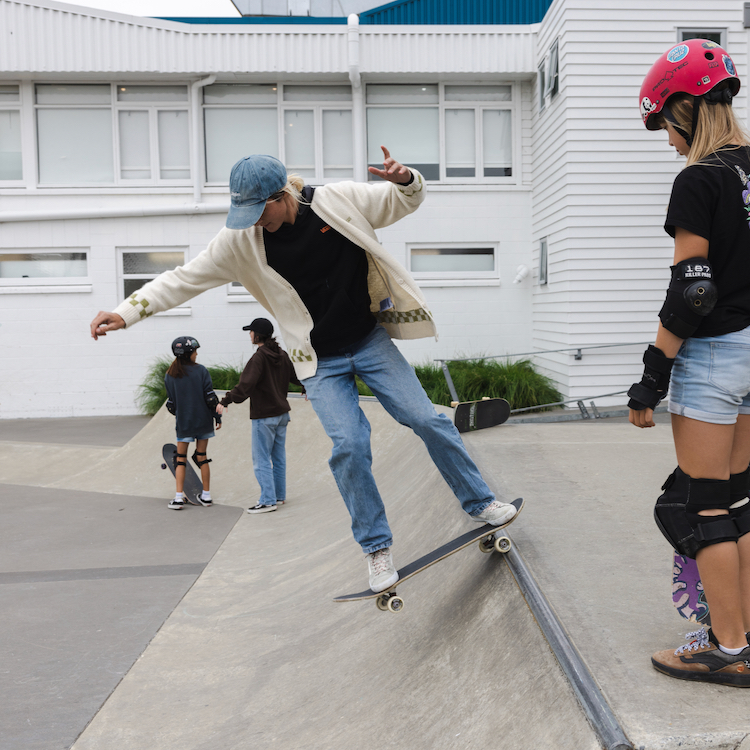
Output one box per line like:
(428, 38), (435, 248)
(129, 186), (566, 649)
(471, 500), (517, 526)
(367, 548), (399, 593)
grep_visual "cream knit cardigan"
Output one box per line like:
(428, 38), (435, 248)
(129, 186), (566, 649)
(113, 170), (436, 380)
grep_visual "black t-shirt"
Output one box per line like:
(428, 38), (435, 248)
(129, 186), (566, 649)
(263, 186), (376, 356)
(665, 146), (750, 337)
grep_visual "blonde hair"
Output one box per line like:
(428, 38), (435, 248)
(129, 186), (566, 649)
(660, 92), (750, 166)
(268, 173), (307, 206)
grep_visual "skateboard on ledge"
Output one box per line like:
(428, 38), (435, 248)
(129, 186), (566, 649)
(334, 497), (524, 613)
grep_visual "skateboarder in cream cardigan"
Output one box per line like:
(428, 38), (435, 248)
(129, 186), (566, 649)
(90, 147), (517, 593)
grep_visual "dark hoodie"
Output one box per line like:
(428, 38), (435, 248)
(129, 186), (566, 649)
(220, 342), (301, 419)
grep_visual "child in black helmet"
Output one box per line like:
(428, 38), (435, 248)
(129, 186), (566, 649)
(164, 336), (222, 510)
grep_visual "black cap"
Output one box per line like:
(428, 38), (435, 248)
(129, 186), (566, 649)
(242, 318), (274, 336)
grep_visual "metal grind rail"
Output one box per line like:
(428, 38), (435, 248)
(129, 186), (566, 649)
(435, 342), (651, 412)
(502, 542), (634, 750)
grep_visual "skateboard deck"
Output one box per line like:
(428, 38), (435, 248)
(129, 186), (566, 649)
(672, 552), (710, 625)
(161, 443), (206, 506)
(453, 397), (510, 434)
(334, 497), (524, 612)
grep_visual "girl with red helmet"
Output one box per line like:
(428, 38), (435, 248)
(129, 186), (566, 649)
(630, 39), (750, 685)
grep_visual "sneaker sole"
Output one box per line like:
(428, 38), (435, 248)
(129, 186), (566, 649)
(247, 505), (277, 514)
(651, 658), (750, 687)
(370, 571), (399, 593)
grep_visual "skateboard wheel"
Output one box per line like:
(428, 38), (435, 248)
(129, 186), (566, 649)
(494, 536), (512, 554)
(161, 463), (167, 470)
(478, 536), (495, 554)
(387, 596), (404, 613)
(376, 595), (390, 611)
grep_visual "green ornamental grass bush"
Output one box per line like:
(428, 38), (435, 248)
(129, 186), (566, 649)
(137, 355), (560, 416)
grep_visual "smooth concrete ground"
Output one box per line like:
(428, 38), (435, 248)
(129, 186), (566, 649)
(2, 403), (750, 750)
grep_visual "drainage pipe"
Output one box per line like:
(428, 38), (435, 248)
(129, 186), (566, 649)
(348, 14), (366, 182)
(0, 203), (229, 224)
(191, 74), (217, 203)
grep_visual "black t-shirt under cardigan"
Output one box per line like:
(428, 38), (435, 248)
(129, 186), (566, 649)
(665, 146), (750, 338)
(263, 186), (376, 357)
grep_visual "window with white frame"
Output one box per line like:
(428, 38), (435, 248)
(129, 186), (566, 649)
(408, 243), (498, 284)
(35, 84), (191, 186)
(679, 29), (726, 47)
(537, 62), (546, 113)
(0, 85), (23, 181)
(539, 238), (548, 285)
(545, 41), (559, 100)
(202, 84), (353, 184)
(119, 248), (187, 302)
(366, 84), (513, 181)
(0, 250), (88, 284)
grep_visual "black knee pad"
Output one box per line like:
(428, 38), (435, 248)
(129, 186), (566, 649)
(684, 473), (739, 549)
(731, 465), (750, 538)
(173, 451), (187, 469)
(654, 467), (699, 557)
(192, 450), (211, 468)
(655, 467), (739, 555)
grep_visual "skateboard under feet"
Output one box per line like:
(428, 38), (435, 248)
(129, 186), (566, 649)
(334, 497), (524, 612)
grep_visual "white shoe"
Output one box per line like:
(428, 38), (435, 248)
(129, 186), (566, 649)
(471, 500), (517, 526)
(367, 548), (399, 593)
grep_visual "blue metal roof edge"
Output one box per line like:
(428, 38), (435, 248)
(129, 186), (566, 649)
(155, 17), (347, 25)
(358, 0), (553, 24)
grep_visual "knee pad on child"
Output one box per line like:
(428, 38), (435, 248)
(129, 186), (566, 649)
(655, 467), (740, 556)
(731, 465), (750, 538)
(192, 450), (212, 468)
(683, 473), (738, 549)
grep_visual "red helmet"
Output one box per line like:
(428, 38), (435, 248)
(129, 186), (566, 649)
(639, 39), (740, 131)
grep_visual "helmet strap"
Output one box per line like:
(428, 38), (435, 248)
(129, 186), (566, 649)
(661, 103), (693, 146)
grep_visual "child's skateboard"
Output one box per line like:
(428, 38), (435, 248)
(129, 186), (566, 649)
(672, 552), (710, 625)
(452, 397), (511, 433)
(334, 497), (524, 612)
(161, 443), (206, 506)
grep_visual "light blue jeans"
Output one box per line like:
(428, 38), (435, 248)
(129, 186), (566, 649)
(669, 324), (750, 424)
(251, 412), (290, 506)
(302, 325), (495, 553)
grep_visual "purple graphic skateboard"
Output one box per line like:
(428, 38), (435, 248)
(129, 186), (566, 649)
(672, 553), (710, 625)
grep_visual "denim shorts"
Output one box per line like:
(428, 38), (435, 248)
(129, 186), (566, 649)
(176, 431), (215, 443)
(668, 325), (750, 425)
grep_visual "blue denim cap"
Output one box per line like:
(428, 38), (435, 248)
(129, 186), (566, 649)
(226, 155), (287, 230)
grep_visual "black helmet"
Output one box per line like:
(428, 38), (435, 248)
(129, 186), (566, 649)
(171, 336), (200, 357)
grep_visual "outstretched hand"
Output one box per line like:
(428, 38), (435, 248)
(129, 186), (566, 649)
(90, 311), (125, 340)
(367, 146), (412, 185)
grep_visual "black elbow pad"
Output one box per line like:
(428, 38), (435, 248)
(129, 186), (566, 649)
(204, 391), (219, 409)
(166, 399), (176, 415)
(659, 258), (718, 338)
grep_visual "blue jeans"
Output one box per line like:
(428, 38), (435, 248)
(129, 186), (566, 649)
(301, 325), (495, 553)
(251, 412), (290, 506)
(669, 324), (750, 424)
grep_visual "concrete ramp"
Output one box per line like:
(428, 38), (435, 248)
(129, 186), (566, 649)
(60, 399), (599, 750)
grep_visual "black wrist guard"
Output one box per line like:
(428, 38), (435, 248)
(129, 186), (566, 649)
(627, 345), (675, 410)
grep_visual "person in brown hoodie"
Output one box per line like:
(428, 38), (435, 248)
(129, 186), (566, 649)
(218, 318), (302, 514)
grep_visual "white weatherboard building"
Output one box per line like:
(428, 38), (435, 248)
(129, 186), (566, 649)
(0, 0), (745, 418)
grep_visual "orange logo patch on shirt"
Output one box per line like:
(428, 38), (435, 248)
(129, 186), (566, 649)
(321, 225), (331, 233)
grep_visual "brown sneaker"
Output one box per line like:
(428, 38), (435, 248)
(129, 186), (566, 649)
(651, 629), (750, 687)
